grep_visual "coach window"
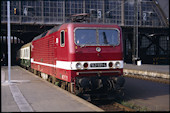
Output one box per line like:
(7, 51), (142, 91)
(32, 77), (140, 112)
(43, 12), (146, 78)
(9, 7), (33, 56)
(60, 30), (65, 47)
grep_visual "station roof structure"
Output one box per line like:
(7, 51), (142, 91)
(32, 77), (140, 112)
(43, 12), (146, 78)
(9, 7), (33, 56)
(0, 0), (169, 43)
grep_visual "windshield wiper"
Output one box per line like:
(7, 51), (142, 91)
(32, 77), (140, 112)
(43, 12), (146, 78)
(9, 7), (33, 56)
(80, 45), (86, 48)
(103, 32), (108, 44)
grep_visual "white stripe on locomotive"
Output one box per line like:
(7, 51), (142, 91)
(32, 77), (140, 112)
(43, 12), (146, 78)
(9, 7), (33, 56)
(31, 58), (123, 70)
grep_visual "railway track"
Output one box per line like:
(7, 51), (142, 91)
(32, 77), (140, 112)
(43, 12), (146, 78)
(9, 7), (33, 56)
(92, 73), (169, 111)
(124, 74), (170, 84)
(89, 99), (136, 111)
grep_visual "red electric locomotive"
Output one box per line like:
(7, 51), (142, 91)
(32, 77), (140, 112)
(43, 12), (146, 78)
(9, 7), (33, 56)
(31, 23), (125, 97)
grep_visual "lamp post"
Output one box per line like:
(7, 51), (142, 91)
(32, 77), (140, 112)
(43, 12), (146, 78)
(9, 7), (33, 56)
(132, 0), (139, 64)
(7, 0), (11, 83)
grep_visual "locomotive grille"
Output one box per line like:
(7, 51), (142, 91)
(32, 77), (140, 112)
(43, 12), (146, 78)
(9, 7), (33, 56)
(90, 63), (107, 67)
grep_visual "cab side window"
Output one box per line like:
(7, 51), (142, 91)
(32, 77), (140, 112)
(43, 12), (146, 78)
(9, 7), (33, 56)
(60, 30), (65, 47)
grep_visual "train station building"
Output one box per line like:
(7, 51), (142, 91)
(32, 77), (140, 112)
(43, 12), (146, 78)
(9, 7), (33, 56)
(1, 0), (169, 65)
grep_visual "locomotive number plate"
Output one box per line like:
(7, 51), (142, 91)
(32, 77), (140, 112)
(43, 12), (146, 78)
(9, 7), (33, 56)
(90, 63), (107, 67)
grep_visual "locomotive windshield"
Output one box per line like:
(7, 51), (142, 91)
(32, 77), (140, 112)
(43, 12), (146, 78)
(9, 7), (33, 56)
(75, 28), (120, 46)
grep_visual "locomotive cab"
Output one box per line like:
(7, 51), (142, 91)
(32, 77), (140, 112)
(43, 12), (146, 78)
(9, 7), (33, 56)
(65, 23), (125, 96)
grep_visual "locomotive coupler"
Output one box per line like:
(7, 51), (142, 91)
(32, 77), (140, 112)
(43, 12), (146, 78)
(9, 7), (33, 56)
(76, 75), (125, 94)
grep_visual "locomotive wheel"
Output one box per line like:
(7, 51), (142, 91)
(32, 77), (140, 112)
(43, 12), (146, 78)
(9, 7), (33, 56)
(75, 87), (82, 96)
(37, 71), (41, 77)
(27, 67), (30, 71)
(52, 76), (56, 84)
(67, 83), (71, 92)
(27, 67), (29, 70)
(33, 69), (37, 75)
(47, 76), (56, 84)
(31, 68), (34, 73)
(48, 76), (53, 83)
(61, 82), (66, 90)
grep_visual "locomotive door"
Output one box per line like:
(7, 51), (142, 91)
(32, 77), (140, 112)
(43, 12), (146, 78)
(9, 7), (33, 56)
(53, 33), (59, 78)
(53, 30), (67, 81)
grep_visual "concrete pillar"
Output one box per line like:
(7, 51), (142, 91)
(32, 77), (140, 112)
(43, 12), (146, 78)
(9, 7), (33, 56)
(102, 0), (105, 23)
(83, 0), (85, 13)
(41, 1), (44, 23)
(121, 0), (125, 26)
(19, 1), (21, 24)
(63, 0), (65, 23)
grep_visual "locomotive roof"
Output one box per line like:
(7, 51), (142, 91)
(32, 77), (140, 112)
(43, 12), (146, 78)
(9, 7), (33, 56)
(32, 25), (62, 41)
(32, 30), (48, 41)
(60, 23), (120, 30)
(32, 34), (43, 41)
(63, 22), (120, 26)
(32, 23), (120, 41)
(48, 25), (62, 35)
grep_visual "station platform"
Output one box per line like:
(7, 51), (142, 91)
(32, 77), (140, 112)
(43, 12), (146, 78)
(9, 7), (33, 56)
(123, 63), (169, 79)
(1, 66), (104, 112)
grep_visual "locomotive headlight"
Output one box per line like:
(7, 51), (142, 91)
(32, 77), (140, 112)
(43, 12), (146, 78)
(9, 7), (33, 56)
(115, 62), (121, 68)
(83, 63), (88, 68)
(76, 63), (82, 69)
(108, 62), (113, 68)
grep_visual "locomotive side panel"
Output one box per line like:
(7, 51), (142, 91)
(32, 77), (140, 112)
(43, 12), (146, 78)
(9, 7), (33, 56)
(31, 27), (72, 82)
(31, 33), (55, 77)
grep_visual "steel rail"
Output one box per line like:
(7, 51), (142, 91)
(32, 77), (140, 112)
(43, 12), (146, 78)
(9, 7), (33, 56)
(124, 74), (170, 84)
(113, 102), (136, 111)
